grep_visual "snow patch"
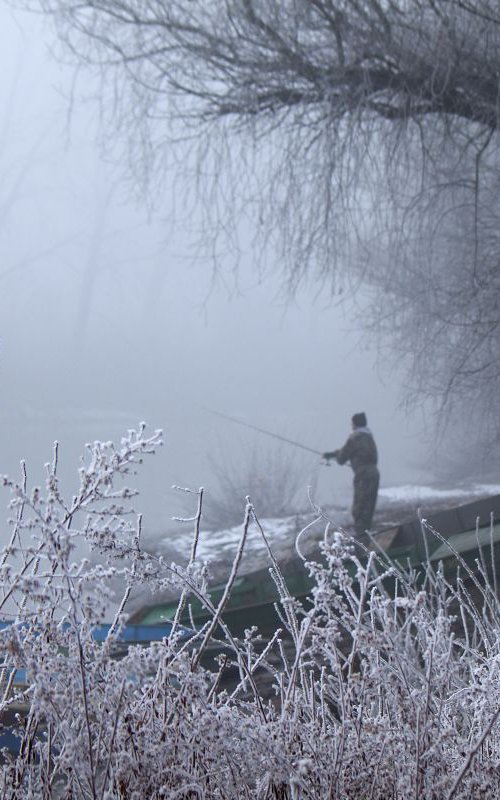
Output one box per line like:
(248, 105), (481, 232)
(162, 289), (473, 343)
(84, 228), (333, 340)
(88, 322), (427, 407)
(379, 483), (500, 504)
(158, 483), (500, 569)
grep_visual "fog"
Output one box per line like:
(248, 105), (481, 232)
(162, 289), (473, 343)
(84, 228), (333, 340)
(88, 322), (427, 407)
(0, 6), (431, 542)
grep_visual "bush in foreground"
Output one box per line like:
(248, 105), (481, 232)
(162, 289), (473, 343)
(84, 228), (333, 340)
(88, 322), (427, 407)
(0, 427), (499, 798)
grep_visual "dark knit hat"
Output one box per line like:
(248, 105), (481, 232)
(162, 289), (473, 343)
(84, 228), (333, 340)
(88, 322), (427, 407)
(352, 412), (367, 428)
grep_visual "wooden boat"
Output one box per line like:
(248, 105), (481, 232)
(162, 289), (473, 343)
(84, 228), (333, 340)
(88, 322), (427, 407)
(130, 493), (500, 636)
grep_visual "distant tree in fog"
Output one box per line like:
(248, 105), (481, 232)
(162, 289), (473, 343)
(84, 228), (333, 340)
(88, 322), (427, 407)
(34, 0), (500, 446)
(180, 440), (311, 530)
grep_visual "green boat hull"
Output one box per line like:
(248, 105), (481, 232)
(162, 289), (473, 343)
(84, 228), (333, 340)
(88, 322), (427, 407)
(132, 494), (500, 636)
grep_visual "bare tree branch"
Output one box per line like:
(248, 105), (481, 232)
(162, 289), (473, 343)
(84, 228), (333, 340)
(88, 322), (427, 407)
(31, 0), (500, 450)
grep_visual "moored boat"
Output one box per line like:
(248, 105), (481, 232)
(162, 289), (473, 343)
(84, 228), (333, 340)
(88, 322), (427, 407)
(130, 493), (500, 636)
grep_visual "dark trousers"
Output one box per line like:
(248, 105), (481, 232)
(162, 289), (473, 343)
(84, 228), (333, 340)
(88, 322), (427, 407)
(352, 465), (380, 536)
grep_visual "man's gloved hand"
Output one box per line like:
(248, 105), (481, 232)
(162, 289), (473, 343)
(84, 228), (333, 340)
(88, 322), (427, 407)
(322, 450), (338, 461)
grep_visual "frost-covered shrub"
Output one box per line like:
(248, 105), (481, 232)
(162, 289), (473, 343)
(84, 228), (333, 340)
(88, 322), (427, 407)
(0, 427), (500, 798)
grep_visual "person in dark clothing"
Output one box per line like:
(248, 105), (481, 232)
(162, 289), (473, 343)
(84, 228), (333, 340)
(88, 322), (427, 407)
(323, 412), (380, 537)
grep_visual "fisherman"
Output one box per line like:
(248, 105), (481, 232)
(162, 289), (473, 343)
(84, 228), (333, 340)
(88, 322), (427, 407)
(323, 412), (380, 538)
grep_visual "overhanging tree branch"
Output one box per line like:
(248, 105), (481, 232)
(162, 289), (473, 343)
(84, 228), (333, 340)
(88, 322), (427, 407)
(30, 0), (500, 450)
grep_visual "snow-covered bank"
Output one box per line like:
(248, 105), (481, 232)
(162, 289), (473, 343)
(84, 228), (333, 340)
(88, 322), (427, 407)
(378, 483), (500, 504)
(148, 483), (500, 584)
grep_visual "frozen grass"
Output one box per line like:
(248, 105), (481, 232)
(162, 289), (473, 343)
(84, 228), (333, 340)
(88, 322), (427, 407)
(0, 428), (500, 798)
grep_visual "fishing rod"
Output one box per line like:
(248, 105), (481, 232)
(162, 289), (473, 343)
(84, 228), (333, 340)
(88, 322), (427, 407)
(204, 407), (324, 457)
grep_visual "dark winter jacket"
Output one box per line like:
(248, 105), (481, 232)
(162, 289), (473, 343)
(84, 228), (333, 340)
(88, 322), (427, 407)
(335, 427), (378, 474)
